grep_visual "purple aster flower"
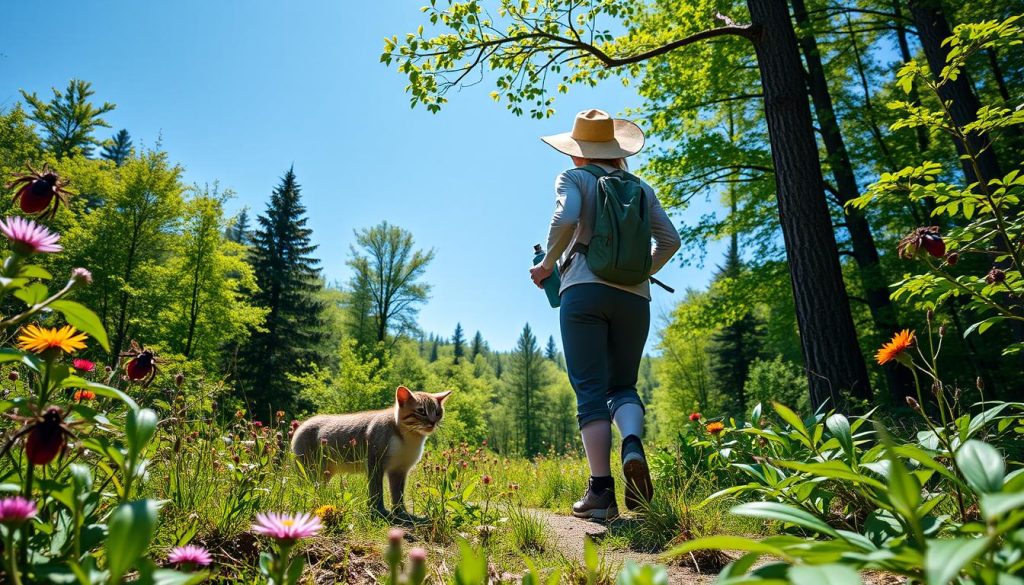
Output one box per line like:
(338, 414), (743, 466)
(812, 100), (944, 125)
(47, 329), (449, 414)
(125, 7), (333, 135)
(0, 216), (62, 255)
(0, 496), (37, 525)
(252, 511), (321, 542)
(168, 544), (212, 568)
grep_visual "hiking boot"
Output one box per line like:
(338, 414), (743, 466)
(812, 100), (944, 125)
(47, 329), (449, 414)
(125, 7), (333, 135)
(572, 479), (619, 521)
(622, 436), (653, 511)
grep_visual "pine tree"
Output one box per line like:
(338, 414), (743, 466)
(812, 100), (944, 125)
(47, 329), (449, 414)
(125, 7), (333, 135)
(452, 323), (465, 364)
(505, 323), (551, 456)
(708, 237), (764, 417)
(429, 338), (439, 363)
(227, 207), (252, 244)
(101, 129), (133, 166)
(21, 79), (115, 159)
(544, 335), (558, 361)
(471, 331), (486, 359)
(235, 167), (327, 416)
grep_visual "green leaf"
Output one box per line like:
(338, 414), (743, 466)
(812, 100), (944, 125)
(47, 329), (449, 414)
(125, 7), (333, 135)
(730, 502), (838, 537)
(106, 500), (159, 582)
(584, 535), (598, 572)
(775, 460), (886, 491)
(126, 408), (159, 456)
(924, 537), (990, 585)
(14, 282), (49, 305)
(48, 300), (110, 352)
(892, 444), (960, 484)
(826, 414), (853, 459)
(150, 570), (210, 585)
(664, 535), (790, 561)
(979, 492), (1024, 521)
(790, 564), (862, 585)
(773, 402), (808, 437)
(956, 440), (1004, 493)
(60, 376), (138, 411)
(616, 560), (668, 585)
(454, 539), (487, 585)
(0, 348), (27, 363)
(18, 265), (52, 280)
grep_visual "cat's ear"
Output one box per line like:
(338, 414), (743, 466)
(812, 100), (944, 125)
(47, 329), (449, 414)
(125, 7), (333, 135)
(434, 390), (453, 404)
(396, 386), (413, 406)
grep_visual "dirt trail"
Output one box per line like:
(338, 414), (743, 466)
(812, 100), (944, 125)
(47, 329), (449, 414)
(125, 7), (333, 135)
(531, 509), (720, 584)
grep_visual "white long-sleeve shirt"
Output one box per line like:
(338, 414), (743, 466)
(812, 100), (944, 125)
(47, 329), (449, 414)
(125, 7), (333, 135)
(543, 164), (682, 300)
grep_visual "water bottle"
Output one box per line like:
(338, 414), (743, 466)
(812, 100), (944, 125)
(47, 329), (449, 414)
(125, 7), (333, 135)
(533, 244), (561, 308)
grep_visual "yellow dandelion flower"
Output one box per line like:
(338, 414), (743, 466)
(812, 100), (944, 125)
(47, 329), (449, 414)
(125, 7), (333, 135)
(17, 324), (88, 355)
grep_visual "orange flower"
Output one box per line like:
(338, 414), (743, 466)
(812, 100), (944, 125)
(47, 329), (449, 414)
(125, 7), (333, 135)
(17, 324), (87, 354)
(73, 390), (95, 402)
(706, 421), (725, 435)
(876, 329), (915, 365)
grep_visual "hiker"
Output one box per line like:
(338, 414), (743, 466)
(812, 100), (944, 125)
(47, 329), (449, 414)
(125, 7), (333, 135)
(529, 109), (681, 520)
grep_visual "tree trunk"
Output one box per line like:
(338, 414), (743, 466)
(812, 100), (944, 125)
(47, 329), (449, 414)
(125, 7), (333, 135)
(908, 0), (1003, 187)
(791, 0), (915, 404)
(746, 0), (872, 410)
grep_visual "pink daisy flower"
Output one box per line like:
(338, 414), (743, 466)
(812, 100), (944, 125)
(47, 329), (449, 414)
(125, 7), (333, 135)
(0, 496), (37, 525)
(0, 216), (62, 255)
(252, 512), (321, 542)
(72, 358), (96, 372)
(168, 544), (212, 567)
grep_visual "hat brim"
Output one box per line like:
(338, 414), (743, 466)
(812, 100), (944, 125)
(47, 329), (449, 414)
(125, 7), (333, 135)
(540, 119), (645, 159)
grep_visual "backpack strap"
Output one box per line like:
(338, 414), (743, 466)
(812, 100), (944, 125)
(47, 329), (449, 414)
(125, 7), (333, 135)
(579, 164), (609, 179)
(559, 166), (606, 274)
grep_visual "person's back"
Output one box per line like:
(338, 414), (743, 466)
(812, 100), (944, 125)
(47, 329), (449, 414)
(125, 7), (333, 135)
(529, 109), (681, 519)
(546, 164), (679, 300)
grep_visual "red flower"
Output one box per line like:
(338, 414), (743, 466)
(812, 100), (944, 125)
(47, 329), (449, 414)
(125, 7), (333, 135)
(689, 412), (702, 422)
(73, 390), (95, 402)
(72, 358), (95, 373)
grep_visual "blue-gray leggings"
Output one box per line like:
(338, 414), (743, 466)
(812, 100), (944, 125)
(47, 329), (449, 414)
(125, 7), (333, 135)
(559, 283), (650, 429)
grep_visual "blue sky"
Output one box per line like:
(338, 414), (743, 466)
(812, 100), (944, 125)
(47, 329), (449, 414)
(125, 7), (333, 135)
(1, 0), (726, 352)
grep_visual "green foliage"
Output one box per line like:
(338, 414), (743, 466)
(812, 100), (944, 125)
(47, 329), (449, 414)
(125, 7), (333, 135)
(707, 240), (765, 417)
(0, 204), (204, 583)
(56, 150), (186, 359)
(292, 338), (390, 414)
(235, 167), (327, 415)
(100, 129), (133, 167)
(20, 79), (116, 159)
(153, 185), (266, 369)
(848, 16), (1024, 356)
(346, 221), (434, 350)
(0, 105), (42, 181)
(744, 357), (809, 414)
(499, 323), (553, 456)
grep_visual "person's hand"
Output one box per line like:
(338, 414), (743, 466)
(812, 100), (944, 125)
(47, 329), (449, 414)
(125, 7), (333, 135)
(530, 263), (554, 289)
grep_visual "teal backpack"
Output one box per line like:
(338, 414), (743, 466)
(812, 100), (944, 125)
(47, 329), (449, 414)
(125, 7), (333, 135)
(577, 164), (653, 286)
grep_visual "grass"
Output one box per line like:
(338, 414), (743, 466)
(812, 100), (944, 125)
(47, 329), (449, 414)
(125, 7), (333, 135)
(135, 417), (759, 582)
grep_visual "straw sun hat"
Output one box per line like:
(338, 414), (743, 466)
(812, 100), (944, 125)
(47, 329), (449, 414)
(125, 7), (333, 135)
(540, 109), (645, 159)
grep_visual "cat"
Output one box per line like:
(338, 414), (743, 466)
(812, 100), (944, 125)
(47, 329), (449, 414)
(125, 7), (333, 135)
(290, 385), (451, 519)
